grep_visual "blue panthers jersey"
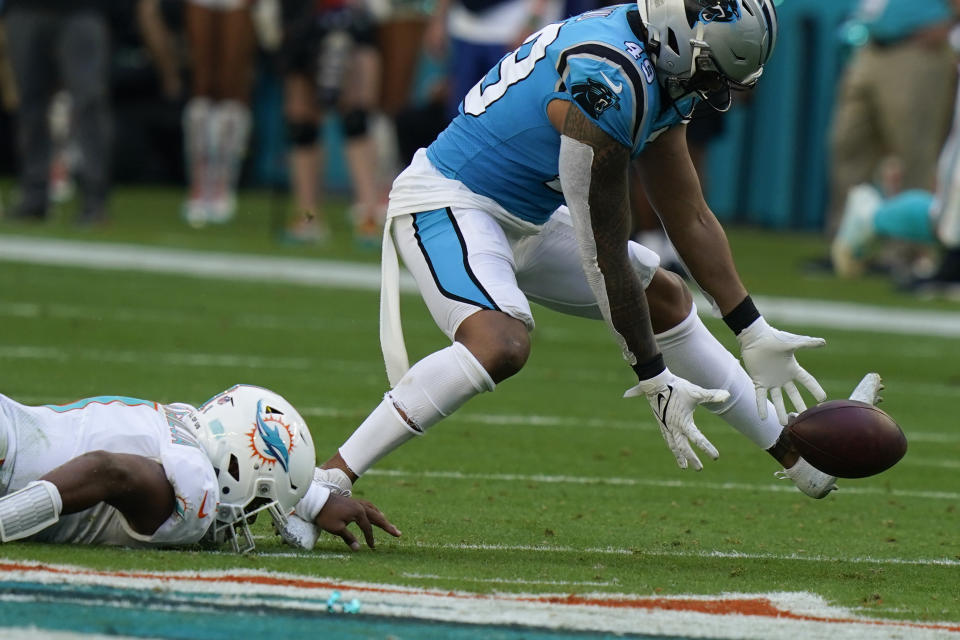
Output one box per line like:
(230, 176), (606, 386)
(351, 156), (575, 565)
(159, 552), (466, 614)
(426, 4), (693, 225)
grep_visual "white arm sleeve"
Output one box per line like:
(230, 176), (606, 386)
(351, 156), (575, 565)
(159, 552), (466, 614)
(558, 134), (637, 366)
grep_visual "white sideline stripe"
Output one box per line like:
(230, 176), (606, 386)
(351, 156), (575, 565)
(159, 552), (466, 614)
(1, 561), (958, 639)
(365, 468), (960, 500)
(3, 235), (960, 337)
(0, 236), (415, 292)
(405, 542), (960, 567)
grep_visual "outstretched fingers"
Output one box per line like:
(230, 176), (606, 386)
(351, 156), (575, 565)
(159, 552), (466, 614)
(361, 500), (402, 538)
(755, 385), (769, 420)
(353, 506), (376, 549)
(687, 425), (718, 462)
(796, 366), (827, 403)
(784, 380), (807, 416)
(335, 526), (361, 551)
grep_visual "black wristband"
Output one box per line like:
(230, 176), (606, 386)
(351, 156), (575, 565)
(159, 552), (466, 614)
(723, 295), (761, 335)
(632, 353), (666, 382)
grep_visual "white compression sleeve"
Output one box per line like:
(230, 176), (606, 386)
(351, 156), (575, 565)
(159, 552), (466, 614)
(340, 342), (496, 475)
(0, 480), (63, 542)
(559, 134), (637, 366)
(655, 305), (782, 449)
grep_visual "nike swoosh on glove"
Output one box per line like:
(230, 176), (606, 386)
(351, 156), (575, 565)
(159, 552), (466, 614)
(625, 368), (729, 470)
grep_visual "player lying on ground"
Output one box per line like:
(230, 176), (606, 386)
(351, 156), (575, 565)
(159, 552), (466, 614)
(280, 1), (847, 549)
(0, 384), (399, 552)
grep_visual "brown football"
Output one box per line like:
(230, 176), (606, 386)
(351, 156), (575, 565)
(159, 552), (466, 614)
(786, 400), (907, 478)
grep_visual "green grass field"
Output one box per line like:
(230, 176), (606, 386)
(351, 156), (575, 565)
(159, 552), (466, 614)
(0, 186), (958, 629)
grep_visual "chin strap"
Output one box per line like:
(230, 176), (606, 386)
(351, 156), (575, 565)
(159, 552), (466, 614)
(0, 480), (63, 542)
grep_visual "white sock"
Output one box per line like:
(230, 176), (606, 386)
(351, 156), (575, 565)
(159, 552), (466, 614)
(183, 97), (212, 200)
(339, 342), (495, 475)
(212, 100), (251, 200)
(655, 305), (782, 449)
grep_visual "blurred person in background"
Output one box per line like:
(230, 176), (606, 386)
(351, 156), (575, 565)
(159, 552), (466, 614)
(832, 7), (960, 297)
(0, 19), (18, 214)
(278, 0), (385, 247)
(826, 0), (957, 241)
(374, 0), (434, 173)
(376, 1), (433, 123)
(182, 0), (257, 227)
(424, 0), (564, 121)
(4, 0), (113, 224)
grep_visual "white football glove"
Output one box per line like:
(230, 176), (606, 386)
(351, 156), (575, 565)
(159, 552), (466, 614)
(277, 513), (320, 550)
(625, 368), (729, 470)
(737, 317), (826, 426)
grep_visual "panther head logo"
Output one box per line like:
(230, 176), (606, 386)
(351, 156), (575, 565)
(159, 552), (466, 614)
(570, 78), (621, 119)
(686, 0), (740, 27)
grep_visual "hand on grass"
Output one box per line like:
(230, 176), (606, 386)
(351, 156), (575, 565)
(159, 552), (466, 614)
(314, 494), (401, 551)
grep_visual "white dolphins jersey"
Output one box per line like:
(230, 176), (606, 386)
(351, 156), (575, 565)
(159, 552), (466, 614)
(0, 394), (217, 547)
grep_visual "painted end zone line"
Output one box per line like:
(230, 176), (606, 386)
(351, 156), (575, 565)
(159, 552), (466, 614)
(1, 560), (957, 640)
(3, 235), (960, 337)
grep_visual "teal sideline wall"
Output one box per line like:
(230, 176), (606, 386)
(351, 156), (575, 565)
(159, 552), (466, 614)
(707, 0), (859, 230)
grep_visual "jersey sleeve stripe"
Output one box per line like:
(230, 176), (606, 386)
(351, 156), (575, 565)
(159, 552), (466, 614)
(555, 41), (649, 142)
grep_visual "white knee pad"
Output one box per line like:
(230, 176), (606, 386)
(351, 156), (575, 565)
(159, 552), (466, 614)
(627, 239), (662, 289)
(0, 480), (63, 542)
(389, 342), (496, 433)
(339, 342), (496, 476)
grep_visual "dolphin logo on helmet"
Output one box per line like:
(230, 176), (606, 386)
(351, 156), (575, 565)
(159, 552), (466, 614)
(253, 400), (292, 472)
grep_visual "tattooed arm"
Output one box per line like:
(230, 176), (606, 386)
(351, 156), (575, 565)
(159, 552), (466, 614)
(548, 99), (728, 471)
(548, 98), (660, 375)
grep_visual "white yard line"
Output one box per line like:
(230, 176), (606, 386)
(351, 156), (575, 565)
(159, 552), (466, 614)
(2, 235), (960, 337)
(3, 392), (955, 446)
(365, 468), (960, 501)
(399, 572), (621, 587)
(402, 542), (960, 567)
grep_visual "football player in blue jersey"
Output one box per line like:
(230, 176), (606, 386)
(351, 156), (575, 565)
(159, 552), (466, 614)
(307, 1), (844, 514)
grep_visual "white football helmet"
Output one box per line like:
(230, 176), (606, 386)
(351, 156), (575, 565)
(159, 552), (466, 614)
(637, 0), (778, 107)
(194, 384), (316, 552)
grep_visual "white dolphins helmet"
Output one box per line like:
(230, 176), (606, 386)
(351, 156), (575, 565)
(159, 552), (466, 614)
(637, 0), (778, 106)
(194, 384), (316, 552)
